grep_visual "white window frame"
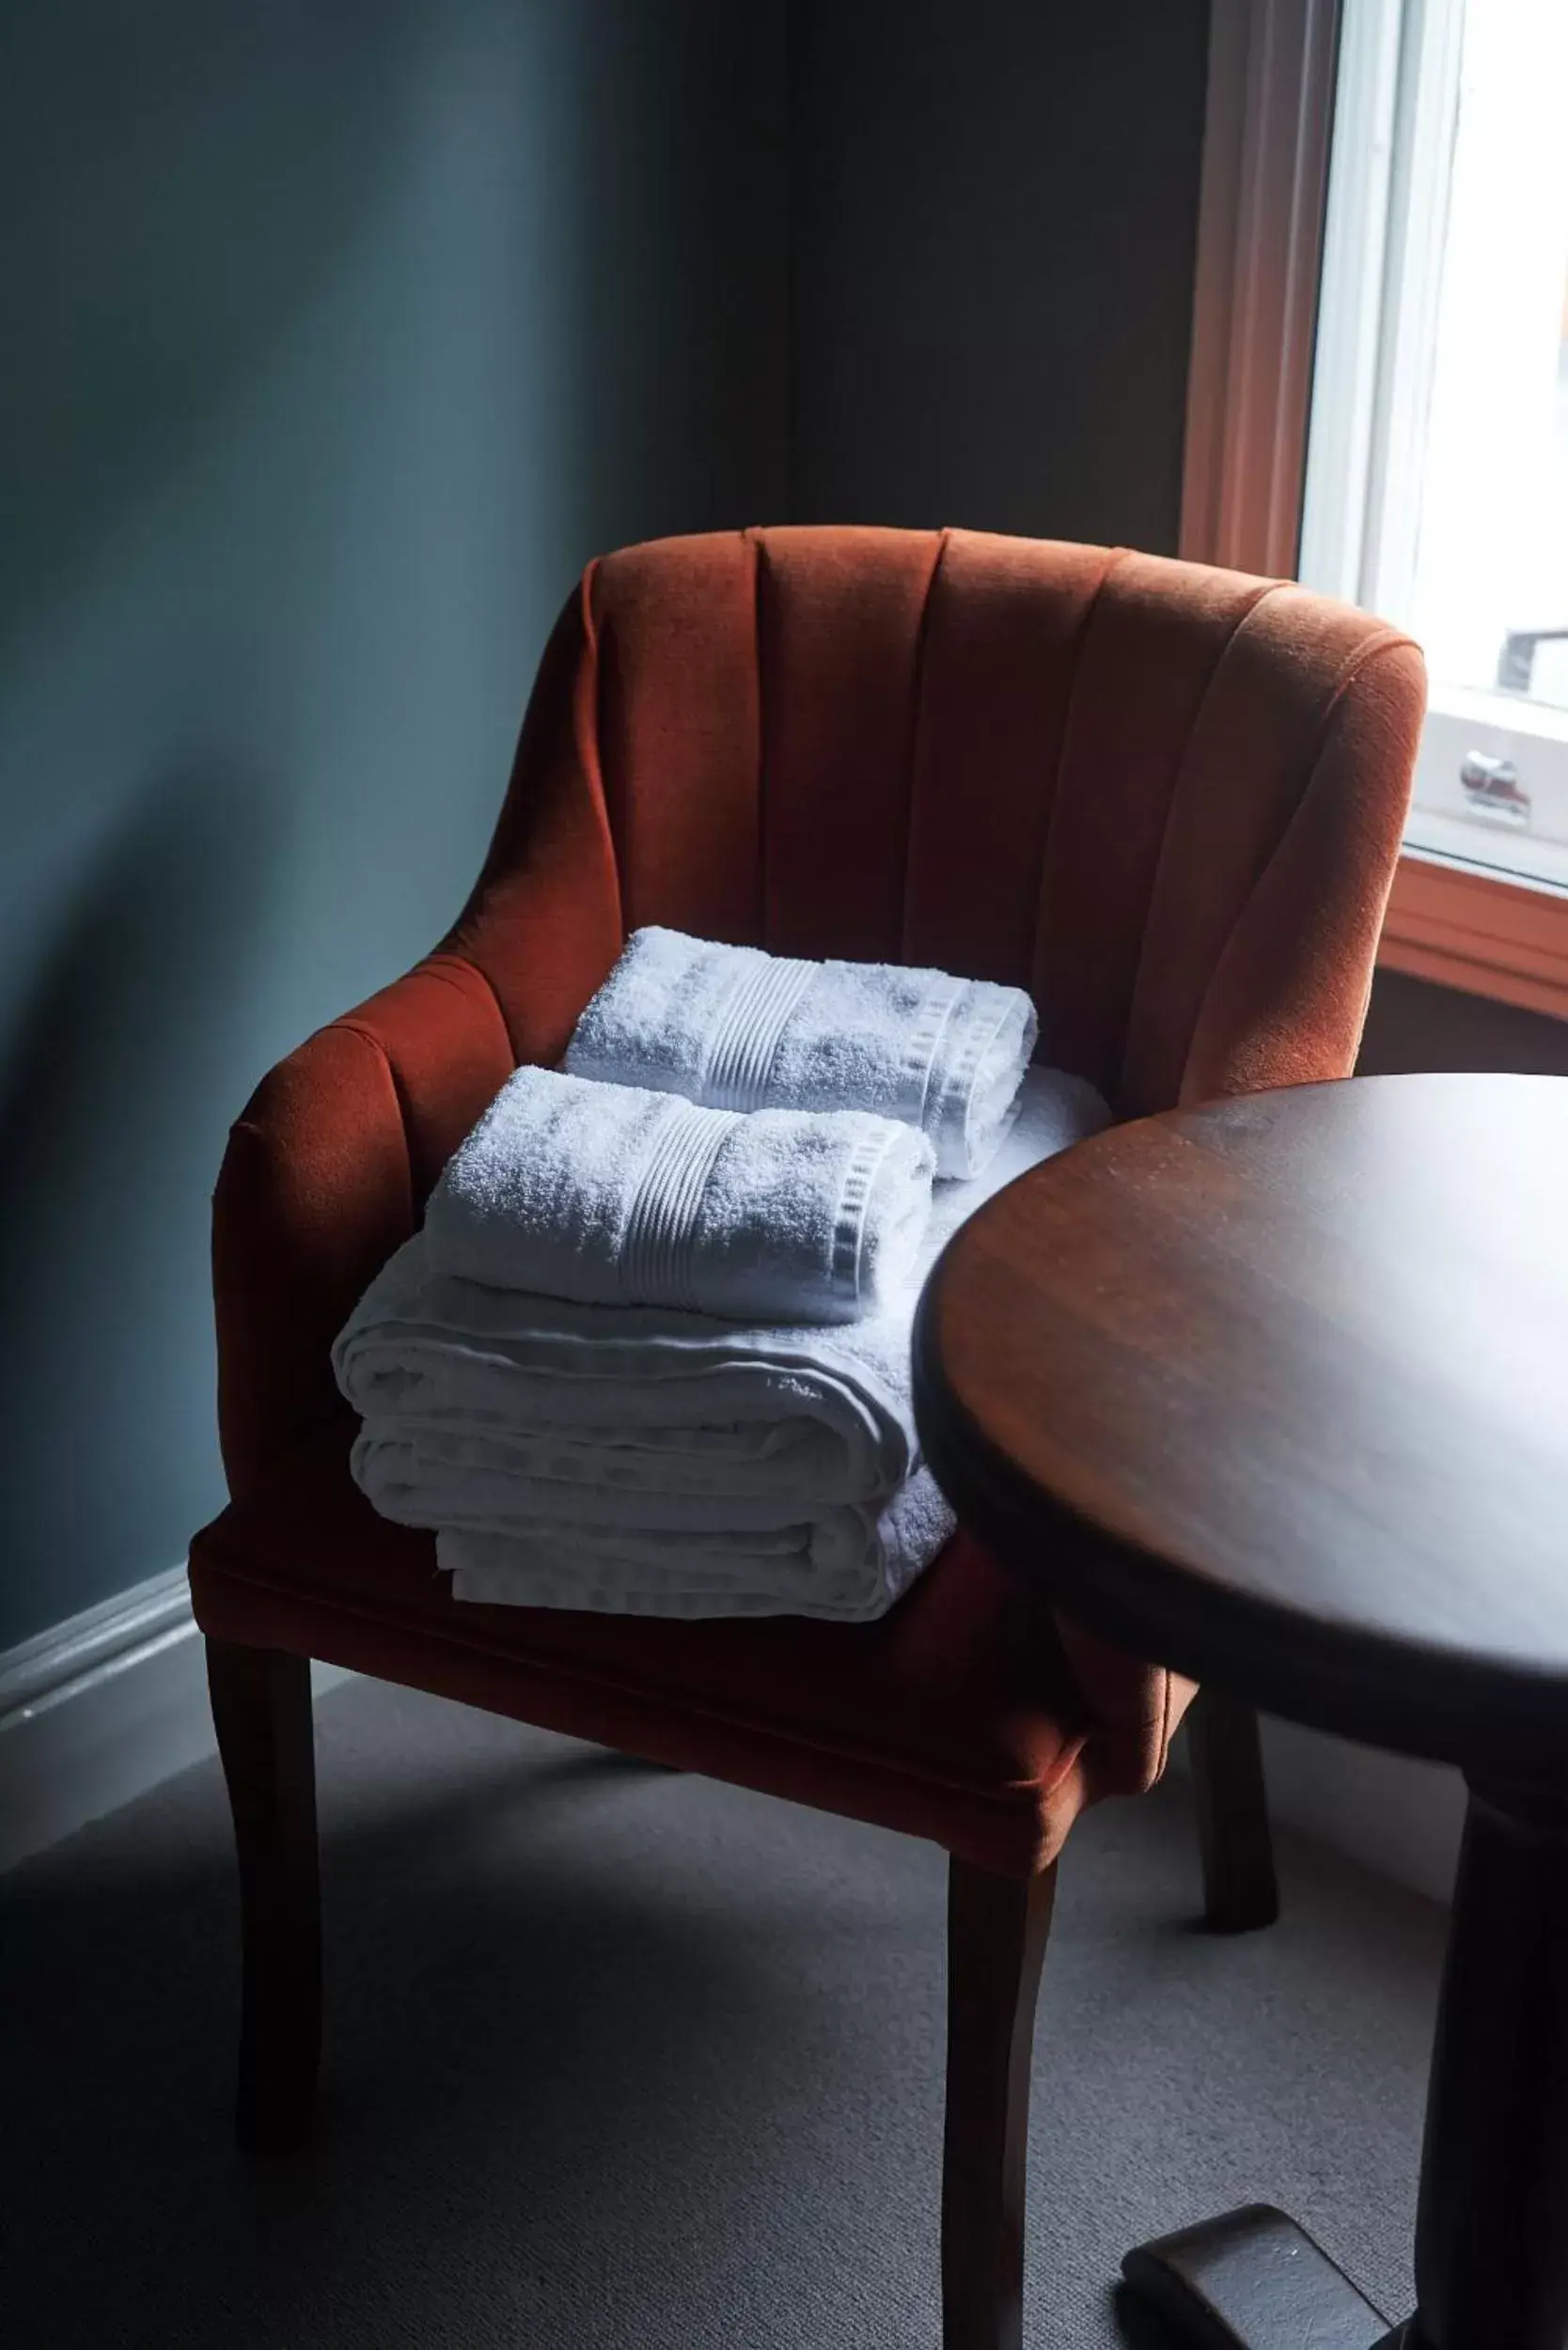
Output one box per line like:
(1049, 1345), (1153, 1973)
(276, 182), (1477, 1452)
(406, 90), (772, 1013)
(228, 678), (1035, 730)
(1184, 0), (1568, 1017)
(1303, 0), (1568, 888)
(1297, 0), (1458, 617)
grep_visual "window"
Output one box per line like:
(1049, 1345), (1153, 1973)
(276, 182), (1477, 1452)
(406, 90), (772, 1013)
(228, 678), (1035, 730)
(1303, 0), (1568, 891)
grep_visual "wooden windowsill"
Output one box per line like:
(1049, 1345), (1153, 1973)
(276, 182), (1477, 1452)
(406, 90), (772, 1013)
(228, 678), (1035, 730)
(1379, 851), (1568, 1023)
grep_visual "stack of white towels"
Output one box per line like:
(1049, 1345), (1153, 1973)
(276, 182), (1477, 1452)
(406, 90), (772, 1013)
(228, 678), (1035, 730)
(334, 926), (1109, 1623)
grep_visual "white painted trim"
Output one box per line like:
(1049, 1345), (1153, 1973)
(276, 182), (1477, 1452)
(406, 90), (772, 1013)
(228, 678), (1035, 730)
(0, 1565), (210, 1872)
(1181, 0), (1343, 575)
(1345, 0), (1466, 622)
(1297, 0), (1406, 601)
(1255, 1718), (1464, 1904)
(0, 1562), (196, 1720)
(0, 1566), (347, 1872)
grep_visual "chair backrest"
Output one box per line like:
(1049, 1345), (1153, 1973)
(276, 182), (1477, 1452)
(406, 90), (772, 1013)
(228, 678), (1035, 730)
(447, 525), (1424, 1119)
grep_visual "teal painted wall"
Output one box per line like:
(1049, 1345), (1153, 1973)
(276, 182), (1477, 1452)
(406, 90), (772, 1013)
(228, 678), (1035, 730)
(0, 0), (786, 1648)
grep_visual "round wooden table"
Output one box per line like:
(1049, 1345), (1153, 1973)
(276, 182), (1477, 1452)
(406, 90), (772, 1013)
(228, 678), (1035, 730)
(914, 1073), (1568, 2350)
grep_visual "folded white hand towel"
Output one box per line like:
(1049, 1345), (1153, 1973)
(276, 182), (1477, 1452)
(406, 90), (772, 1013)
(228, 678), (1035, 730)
(564, 926), (1039, 1179)
(335, 1069), (1109, 1620)
(422, 1064), (933, 1324)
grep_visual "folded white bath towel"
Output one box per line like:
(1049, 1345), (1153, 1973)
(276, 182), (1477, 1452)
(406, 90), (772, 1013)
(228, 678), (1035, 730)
(436, 1474), (951, 1619)
(564, 925), (1039, 1179)
(422, 1064), (933, 1324)
(335, 1069), (1109, 1619)
(363, 1455), (953, 1622)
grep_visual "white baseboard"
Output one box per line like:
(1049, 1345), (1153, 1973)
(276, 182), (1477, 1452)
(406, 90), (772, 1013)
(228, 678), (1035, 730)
(1256, 1716), (1466, 1906)
(0, 1566), (348, 1873)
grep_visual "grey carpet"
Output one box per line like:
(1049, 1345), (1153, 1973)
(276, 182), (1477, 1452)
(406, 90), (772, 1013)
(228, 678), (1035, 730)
(3, 1676), (1445, 2349)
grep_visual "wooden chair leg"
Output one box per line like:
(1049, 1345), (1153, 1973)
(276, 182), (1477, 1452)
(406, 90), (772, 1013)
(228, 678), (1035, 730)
(206, 1637), (321, 2154)
(942, 1856), (1057, 2350)
(1186, 1686), (1279, 1933)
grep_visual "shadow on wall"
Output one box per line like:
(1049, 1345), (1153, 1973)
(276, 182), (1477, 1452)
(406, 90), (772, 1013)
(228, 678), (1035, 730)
(786, 0), (1208, 548)
(0, 0), (431, 644)
(565, 0), (790, 548)
(1, 0), (786, 652)
(0, 0), (788, 1649)
(0, 0), (430, 1649)
(0, 760), (286, 1631)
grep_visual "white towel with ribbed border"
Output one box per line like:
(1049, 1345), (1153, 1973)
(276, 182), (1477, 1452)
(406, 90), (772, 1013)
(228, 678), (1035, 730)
(422, 1064), (933, 1324)
(564, 926), (1039, 1180)
(335, 1069), (1110, 1619)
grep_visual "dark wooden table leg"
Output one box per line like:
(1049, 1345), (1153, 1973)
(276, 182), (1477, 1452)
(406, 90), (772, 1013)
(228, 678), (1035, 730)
(1403, 1777), (1568, 2350)
(1186, 1690), (1279, 1934)
(1120, 1777), (1568, 2350)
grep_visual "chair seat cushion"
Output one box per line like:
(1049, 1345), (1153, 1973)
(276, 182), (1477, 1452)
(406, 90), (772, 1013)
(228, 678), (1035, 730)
(189, 1417), (1098, 1875)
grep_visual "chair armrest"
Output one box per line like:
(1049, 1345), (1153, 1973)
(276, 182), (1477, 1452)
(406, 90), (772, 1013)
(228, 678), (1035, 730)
(1180, 636), (1424, 1103)
(213, 953), (515, 1498)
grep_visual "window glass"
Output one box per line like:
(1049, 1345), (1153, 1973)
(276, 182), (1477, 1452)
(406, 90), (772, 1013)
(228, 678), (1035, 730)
(1403, 1), (1568, 711)
(1306, 0), (1568, 882)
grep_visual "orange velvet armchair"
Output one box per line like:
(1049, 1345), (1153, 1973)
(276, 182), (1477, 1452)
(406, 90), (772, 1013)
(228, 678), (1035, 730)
(189, 526), (1424, 2350)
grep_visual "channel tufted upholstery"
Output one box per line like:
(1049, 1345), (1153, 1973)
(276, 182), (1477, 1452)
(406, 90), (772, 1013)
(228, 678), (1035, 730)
(190, 525), (1424, 1880)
